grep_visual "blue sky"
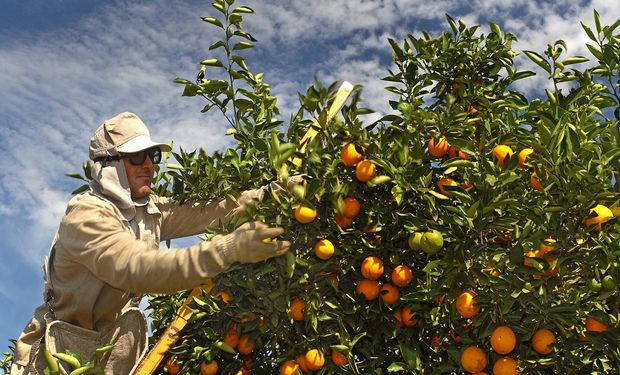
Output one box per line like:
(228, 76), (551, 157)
(1, 0), (618, 358)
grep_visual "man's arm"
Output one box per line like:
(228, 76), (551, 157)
(153, 188), (264, 240)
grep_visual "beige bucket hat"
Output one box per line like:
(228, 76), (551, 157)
(89, 112), (172, 160)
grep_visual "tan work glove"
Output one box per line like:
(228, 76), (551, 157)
(234, 175), (306, 215)
(216, 221), (291, 264)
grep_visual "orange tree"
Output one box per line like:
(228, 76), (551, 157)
(144, 2), (620, 374)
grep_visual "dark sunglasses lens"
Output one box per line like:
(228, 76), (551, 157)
(127, 148), (161, 165)
(128, 152), (148, 165)
(150, 148), (161, 164)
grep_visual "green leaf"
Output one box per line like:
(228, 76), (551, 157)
(233, 30), (258, 42)
(200, 17), (223, 29)
(209, 40), (227, 51)
(561, 56), (589, 65)
(212, 1), (226, 13)
(231, 55), (249, 71)
(232, 6), (254, 14)
(200, 59), (224, 67)
(593, 9), (602, 33)
(440, 159), (475, 169)
(388, 38), (405, 61)
(586, 43), (603, 60)
(213, 341), (236, 354)
(523, 50), (551, 74)
(233, 42), (254, 50)
(446, 14), (458, 35)
(512, 70), (536, 80)
(489, 22), (501, 36)
(399, 342), (421, 370)
(53, 353), (81, 370)
(387, 362), (407, 372)
(581, 22), (597, 42)
(42, 349), (60, 374)
(69, 365), (95, 375)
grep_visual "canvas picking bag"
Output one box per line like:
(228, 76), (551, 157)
(40, 235), (148, 375)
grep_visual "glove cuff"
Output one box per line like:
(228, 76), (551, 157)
(214, 233), (238, 266)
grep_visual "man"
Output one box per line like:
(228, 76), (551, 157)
(11, 112), (290, 374)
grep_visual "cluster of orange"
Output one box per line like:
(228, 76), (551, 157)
(428, 136), (472, 197)
(279, 143), (418, 373)
(523, 238), (560, 278)
(431, 137), (615, 233)
(491, 144), (544, 192)
(454, 283), (610, 374)
(456, 291), (554, 374)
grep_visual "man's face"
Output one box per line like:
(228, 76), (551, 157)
(123, 151), (155, 199)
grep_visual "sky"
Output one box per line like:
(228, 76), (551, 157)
(1, 0), (618, 359)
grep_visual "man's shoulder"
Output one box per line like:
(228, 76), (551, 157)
(66, 192), (118, 215)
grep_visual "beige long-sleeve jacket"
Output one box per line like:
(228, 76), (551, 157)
(13, 160), (260, 372)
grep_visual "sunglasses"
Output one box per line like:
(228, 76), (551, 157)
(121, 147), (162, 166)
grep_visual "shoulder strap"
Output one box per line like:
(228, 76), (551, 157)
(42, 231), (59, 323)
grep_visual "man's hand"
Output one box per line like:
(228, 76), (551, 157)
(217, 221), (290, 264)
(234, 175), (306, 215)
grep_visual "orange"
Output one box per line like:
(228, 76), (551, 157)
(391, 265), (413, 287)
(428, 136), (450, 158)
(224, 326), (240, 348)
(355, 159), (377, 182)
(379, 283), (400, 304)
(356, 278), (380, 300)
(305, 349), (325, 371)
(200, 360), (218, 375)
(331, 350), (348, 366)
(493, 144), (514, 168)
(543, 260), (560, 277)
(527, 251), (558, 278)
(334, 213), (354, 228)
(341, 142), (363, 167)
(431, 335), (441, 349)
(461, 181), (474, 190)
(361, 256), (384, 280)
(279, 360), (299, 375)
(523, 249), (541, 267)
(448, 145), (469, 159)
(530, 172), (544, 191)
(342, 197), (361, 218)
(585, 315), (609, 332)
(460, 346), (488, 373)
(532, 328), (556, 355)
(241, 354), (256, 370)
(493, 357), (520, 375)
(237, 334), (255, 355)
(295, 204), (317, 224)
(166, 356), (181, 375)
(584, 204), (614, 231)
(456, 290), (480, 318)
(490, 326), (516, 354)
(215, 291), (231, 304)
(289, 298), (306, 321)
(517, 148), (534, 168)
(314, 239), (335, 260)
(437, 177), (458, 196)
(295, 354), (310, 372)
(539, 237), (556, 253)
(397, 306), (418, 327)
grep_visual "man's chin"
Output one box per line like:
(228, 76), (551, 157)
(131, 186), (152, 199)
